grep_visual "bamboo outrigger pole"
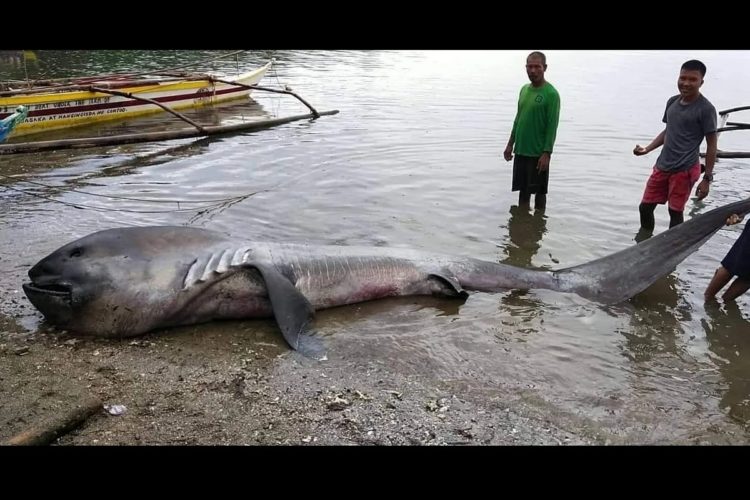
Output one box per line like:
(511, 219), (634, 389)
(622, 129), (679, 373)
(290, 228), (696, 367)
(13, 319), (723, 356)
(209, 78), (321, 118)
(88, 86), (207, 133)
(0, 109), (339, 155)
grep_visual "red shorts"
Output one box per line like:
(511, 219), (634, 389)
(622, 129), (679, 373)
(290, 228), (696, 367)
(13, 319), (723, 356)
(641, 162), (701, 212)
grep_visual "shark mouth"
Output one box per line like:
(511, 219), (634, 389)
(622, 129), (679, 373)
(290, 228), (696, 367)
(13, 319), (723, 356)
(23, 282), (72, 298)
(22, 281), (74, 325)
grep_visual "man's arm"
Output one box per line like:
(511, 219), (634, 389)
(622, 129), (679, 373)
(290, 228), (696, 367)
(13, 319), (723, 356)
(504, 103), (522, 162)
(538, 90), (561, 171)
(695, 132), (718, 200)
(504, 132), (515, 161)
(504, 88), (525, 162)
(633, 129), (666, 155)
(635, 96), (676, 155)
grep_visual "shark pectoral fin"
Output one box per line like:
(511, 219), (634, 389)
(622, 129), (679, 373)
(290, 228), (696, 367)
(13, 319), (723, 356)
(293, 334), (327, 361)
(244, 263), (323, 357)
(428, 272), (469, 299)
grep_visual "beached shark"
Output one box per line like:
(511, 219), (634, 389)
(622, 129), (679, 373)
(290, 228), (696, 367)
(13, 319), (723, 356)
(23, 198), (750, 356)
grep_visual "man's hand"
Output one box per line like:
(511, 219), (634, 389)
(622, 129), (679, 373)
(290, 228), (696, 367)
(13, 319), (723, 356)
(633, 144), (649, 156)
(727, 213), (744, 225)
(537, 153), (550, 172)
(695, 179), (710, 200)
(503, 146), (513, 162)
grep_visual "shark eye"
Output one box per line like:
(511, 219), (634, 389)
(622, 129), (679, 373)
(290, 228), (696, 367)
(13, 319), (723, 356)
(69, 248), (83, 258)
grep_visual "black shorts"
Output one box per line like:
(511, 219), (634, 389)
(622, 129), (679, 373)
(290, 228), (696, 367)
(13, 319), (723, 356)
(722, 223), (750, 280)
(512, 155), (549, 195)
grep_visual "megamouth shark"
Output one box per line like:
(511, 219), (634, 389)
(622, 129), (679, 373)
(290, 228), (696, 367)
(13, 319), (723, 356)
(23, 198), (750, 357)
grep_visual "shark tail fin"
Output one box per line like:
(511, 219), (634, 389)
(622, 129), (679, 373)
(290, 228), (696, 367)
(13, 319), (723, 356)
(554, 197), (750, 304)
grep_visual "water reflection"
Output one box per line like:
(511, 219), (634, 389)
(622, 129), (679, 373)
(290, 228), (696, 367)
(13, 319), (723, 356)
(703, 301), (750, 424)
(83, 138), (214, 180)
(502, 204), (548, 269)
(496, 204), (549, 335)
(3, 96), (271, 145)
(621, 273), (684, 362)
(0, 135), (262, 222)
(615, 225), (689, 362)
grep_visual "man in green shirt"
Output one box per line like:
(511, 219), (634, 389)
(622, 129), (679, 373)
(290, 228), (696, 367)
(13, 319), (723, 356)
(503, 51), (561, 210)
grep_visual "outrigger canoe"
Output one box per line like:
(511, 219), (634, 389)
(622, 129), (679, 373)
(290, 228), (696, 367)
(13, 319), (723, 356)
(0, 61), (272, 140)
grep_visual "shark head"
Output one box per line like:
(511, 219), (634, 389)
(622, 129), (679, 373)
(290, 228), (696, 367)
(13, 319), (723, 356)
(23, 226), (232, 337)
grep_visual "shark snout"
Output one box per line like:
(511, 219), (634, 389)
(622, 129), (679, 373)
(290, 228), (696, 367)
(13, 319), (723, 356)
(28, 259), (56, 280)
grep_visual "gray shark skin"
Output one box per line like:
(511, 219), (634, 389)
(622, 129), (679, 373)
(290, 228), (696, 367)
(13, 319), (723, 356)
(23, 198), (750, 356)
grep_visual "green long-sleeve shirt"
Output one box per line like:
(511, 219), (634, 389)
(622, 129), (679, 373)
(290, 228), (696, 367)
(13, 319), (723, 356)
(511, 82), (561, 157)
